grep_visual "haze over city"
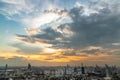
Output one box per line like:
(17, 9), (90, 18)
(0, 0), (120, 66)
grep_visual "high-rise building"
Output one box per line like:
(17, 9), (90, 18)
(81, 63), (85, 74)
(27, 63), (32, 70)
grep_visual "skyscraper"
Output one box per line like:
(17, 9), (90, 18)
(27, 63), (32, 70)
(81, 63), (85, 74)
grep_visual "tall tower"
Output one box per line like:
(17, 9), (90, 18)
(64, 67), (67, 75)
(81, 63), (85, 74)
(74, 67), (77, 73)
(105, 64), (110, 77)
(104, 64), (112, 80)
(27, 63), (32, 70)
(106, 68), (109, 77)
(5, 64), (8, 70)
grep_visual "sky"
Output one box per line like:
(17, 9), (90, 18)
(0, 0), (120, 66)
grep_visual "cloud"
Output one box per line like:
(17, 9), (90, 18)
(0, 50), (119, 66)
(0, 0), (25, 4)
(0, 56), (28, 66)
(81, 48), (101, 54)
(62, 50), (76, 56)
(22, 12), (60, 29)
(25, 28), (40, 35)
(0, 0), (35, 19)
(112, 43), (120, 46)
(81, 46), (103, 54)
(1, 0), (120, 65)
(61, 46), (105, 56)
(14, 0), (120, 56)
(11, 43), (41, 54)
(0, 0), (72, 29)
(64, 0), (120, 48)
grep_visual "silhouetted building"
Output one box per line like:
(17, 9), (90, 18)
(81, 63), (85, 74)
(27, 63), (32, 70)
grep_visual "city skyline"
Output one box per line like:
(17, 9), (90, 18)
(0, 0), (120, 66)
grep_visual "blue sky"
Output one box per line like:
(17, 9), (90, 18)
(0, 0), (120, 66)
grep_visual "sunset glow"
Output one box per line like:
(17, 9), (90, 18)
(0, 0), (120, 66)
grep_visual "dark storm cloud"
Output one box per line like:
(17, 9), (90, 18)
(16, 27), (70, 48)
(12, 43), (41, 54)
(59, 1), (120, 49)
(16, 34), (36, 43)
(16, 0), (120, 55)
(32, 27), (62, 40)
